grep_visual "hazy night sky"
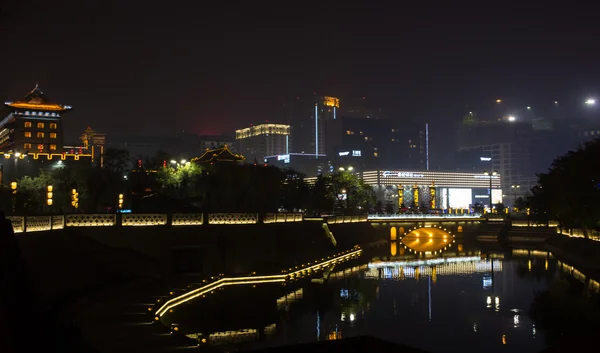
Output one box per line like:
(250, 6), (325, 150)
(1, 1), (600, 141)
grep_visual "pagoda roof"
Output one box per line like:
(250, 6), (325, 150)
(4, 85), (71, 112)
(192, 144), (246, 164)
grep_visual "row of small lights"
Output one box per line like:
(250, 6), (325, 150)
(155, 248), (363, 341)
(152, 246), (363, 320)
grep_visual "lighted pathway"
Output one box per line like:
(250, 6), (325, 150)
(71, 248), (362, 353)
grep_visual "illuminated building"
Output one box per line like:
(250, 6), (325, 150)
(192, 144), (245, 164)
(0, 151), (92, 180)
(331, 117), (428, 170)
(289, 95), (339, 158)
(236, 123), (290, 162)
(263, 153), (330, 175)
(455, 117), (534, 205)
(79, 126), (106, 167)
(0, 85), (72, 154)
(199, 135), (237, 153)
(362, 170), (502, 210)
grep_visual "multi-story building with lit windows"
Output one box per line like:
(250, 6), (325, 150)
(362, 169), (502, 211)
(236, 123), (290, 163)
(288, 95), (339, 157)
(0, 86), (71, 154)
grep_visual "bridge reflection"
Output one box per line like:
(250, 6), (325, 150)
(400, 227), (454, 254)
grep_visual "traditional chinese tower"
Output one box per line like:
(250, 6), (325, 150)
(80, 126), (106, 167)
(0, 85), (72, 153)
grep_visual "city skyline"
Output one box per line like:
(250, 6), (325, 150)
(2, 1), (600, 139)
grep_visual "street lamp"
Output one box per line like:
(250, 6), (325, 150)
(484, 170), (499, 213)
(11, 181), (17, 212)
(507, 116), (516, 122)
(511, 184), (520, 208)
(585, 98), (596, 106)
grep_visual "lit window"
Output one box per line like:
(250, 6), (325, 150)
(50, 123), (57, 129)
(24, 143), (32, 149)
(346, 130), (354, 135)
(37, 132), (44, 138)
(37, 144), (44, 150)
(24, 132), (31, 138)
(24, 121), (32, 128)
(364, 136), (372, 141)
(37, 122), (44, 128)
(50, 133), (57, 139)
(374, 152), (379, 157)
(49, 144), (57, 151)
(359, 131), (364, 135)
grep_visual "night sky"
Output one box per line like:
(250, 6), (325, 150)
(2, 1), (600, 141)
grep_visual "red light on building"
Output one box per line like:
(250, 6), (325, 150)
(163, 160), (167, 167)
(138, 159), (142, 168)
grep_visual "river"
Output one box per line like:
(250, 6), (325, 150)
(163, 236), (600, 353)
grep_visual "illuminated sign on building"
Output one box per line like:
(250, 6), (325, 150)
(474, 175), (500, 179)
(480, 157), (492, 162)
(339, 151), (350, 156)
(277, 154), (290, 163)
(383, 171), (425, 178)
(352, 150), (361, 157)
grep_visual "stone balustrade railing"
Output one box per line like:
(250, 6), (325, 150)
(324, 214), (369, 224)
(6, 212), (304, 234)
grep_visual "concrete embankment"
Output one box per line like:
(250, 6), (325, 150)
(16, 221), (387, 307)
(545, 234), (600, 273)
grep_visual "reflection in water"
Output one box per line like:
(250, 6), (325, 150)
(400, 227), (454, 254)
(167, 245), (600, 353)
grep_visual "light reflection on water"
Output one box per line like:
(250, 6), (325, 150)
(165, 243), (595, 353)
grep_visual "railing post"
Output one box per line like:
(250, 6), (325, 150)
(116, 212), (122, 227)
(23, 215), (27, 233)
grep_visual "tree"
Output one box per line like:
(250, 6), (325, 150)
(155, 162), (204, 199)
(527, 139), (600, 235)
(494, 202), (505, 214)
(385, 202), (395, 215)
(374, 200), (383, 214)
(103, 148), (130, 175)
(514, 196), (529, 211)
(280, 169), (310, 211)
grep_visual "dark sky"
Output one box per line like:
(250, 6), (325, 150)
(1, 1), (600, 141)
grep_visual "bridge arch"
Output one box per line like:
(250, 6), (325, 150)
(399, 226), (456, 256)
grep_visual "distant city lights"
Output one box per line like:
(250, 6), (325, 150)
(526, 106), (531, 110)
(585, 98), (596, 105)
(507, 116), (516, 122)
(496, 99), (502, 103)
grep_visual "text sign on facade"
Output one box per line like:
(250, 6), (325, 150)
(382, 171), (425, 178)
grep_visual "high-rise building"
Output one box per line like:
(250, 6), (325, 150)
(455, 115), (535, 205)
(329, 116), (428, 171)
(289, 95), (339, 157)
(235, 123), (290, 162)
(0, 85), (72, 153)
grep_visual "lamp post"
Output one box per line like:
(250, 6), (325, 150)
(484, 170), (499, 213)
(11, 181), (17, 212)
(511, 184), (520, 209)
